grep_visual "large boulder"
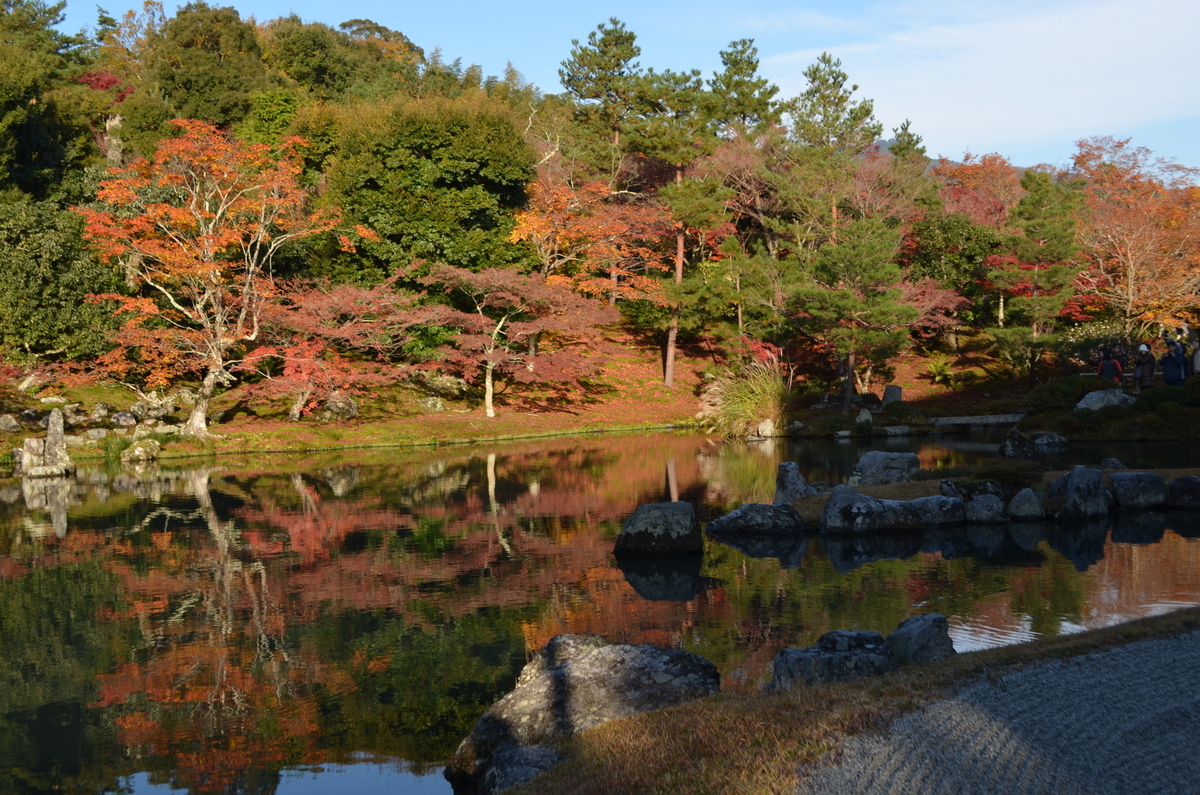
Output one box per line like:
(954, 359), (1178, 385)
(1045, 465), (1110, 520)
(965, 494), (1008, 524)
(910, 495), (966, 527)
(322, 389), (359, 420)
(847, 451), (921, 486)
(819, 485), (923, 534)
(479, 746), (564, 795)
(446, 635), (719, 788)
(1074, 388), (1135, 414)
(707, 503), (804, 536)
(1167, 477), (1200, 509)
(1007, 488), (1044, 520)
(1109, 472), (1167, 510)
(613, 502), (703, 555)
(771, 630), (895, 689)
(886, 613), (956, 665)
(998, 429), (1049, 465)
(882, 384), (903, 407)
(773, 461), (817, 504)
(121, 438), (161, 465)
(1031, 432), (1067, 452)
(0, 414), (19, 433)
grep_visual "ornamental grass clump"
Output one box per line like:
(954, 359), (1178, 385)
(696, 362), (789, 439)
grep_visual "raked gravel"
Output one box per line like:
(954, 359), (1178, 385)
(798, 628), (1200, 795)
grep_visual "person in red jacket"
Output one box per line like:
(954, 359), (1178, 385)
(1097, 348), (1122, 383)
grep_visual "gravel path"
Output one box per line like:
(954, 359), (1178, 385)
(799, 629), (1200, 795)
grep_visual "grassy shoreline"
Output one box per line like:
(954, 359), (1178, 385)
(509, 605), (1200, 795)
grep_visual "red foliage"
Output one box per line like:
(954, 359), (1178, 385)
(898, 278), (971, 335)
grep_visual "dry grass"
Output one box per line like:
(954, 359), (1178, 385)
(511, 606), (1200, 795)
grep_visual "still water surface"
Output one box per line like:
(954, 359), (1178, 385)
(2, 430), (1199, 793)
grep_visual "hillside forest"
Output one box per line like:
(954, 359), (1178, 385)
(3, 0), (1200, 436)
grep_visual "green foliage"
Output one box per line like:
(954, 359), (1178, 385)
(785, 52), (881, 156)
(925, 354), (955, 386)
(1054, 319), (1141, 371)
(1025, 380), (1076, 414)
(1134, 386), (1190, 412)
(235, 88), (303, 144)
(558, 17), (641, 158)
(708, 39), (779, 135)
(323, 96), (535, 279)
(904, 212), (999, 314)
(142, 1), (269, 126)
(0, 199), (122, 360)
(697, 362), (789, 438)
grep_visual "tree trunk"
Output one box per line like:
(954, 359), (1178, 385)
(182, 368), (221, 437)
(287, 389), (312, 422)
(664, 165), (685, 388)
(840, 351), (856, 416)
(998, 293), (1005, 328)
(484, 362), (496, 418)
(666, 458), (679, 502)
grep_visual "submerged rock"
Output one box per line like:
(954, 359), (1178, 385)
(616, 554), (703, 601)
(1109, 472), (1167, 510)
(887, 613), (957, 665)
(910, 495), (966, 527)
(1045, 466), (1109, 520)
(965, 494), (1008, 524)
(707, 503), (804, 536)
(772, 630), (895, 689)
(847, 451), (920, 486)
(614, 502), (703, 555)
(1168, 477), (1200, 509)
(1007, 488), (1044, 520)
(773, 461), (817, 504)
(820, 485), (923, 534)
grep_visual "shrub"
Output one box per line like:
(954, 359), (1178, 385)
(1135, 386), (1190, 413)
(1155, 401), (1184, 419)
(1096, 404), (1132, 424)
(1025, 381), (1075, 414)
(1184, 375), (1200, 406)
(696, 362), (789, 439)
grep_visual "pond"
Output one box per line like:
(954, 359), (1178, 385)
(2, 430), (1199, 794)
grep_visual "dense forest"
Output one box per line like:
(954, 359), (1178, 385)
(3, 0), (1198, 435)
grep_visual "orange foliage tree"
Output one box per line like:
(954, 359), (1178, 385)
(77, 120), (364, 437)
(931, 152), (1025, 229)
(509, 162), (669, 303)
(1072, 136), (1200, 332)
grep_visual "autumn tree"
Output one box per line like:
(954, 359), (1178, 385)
(930, 152), (1024, 229)
(418, 264), (618, 417)
(78, 119), (349, 437)
(1073, 136), (1200, 332)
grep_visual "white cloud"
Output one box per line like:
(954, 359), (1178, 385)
(762, 0), (1200, 161)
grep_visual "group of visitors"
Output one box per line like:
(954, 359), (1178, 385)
(1096, 330), (1197, 390)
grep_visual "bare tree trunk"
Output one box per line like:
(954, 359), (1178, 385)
(484, 362), (496, 418)
(287, 389), (312, 422)
(840, 351), (856, 416)
(183, 368), (221, 437)
(664, 165), (685, 388)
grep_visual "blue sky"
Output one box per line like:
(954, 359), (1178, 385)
(65, 0), (1199, 169)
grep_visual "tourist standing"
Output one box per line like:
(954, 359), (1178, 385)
(1161, 341), (1186, 387)
(1096, 349), (1122, 383)
(1134, 344), (1157, 391)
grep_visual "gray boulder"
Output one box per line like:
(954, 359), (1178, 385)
(1007, 488), (1044, 520)
(1075, 388), (1135, 414)
(820, 485), (923, 534)
(1101, 457), (1127, 470)
(1168, 476), (1200, 509)
(773, 461), (818, 504)
(84, 428), (108, 441)
(1031, 432), (1067, 452)
(322, 389), (359, 420)
(771, 630), (895, 689)
(120, 438), (161, 465)
(882, 384), (903, 407)
(21, 410), (74, 478)
(446, 634), (719, 788)
(1109, 472), (1167, 510)
(855, 408), (873, 427)
(966, 494), (1008, 524)
(847, 451), (921, 486)
(110, 411), (137, 427)
(707, 503), (804, 536)
(999, 429), (1049, 465)
(417, 397), (445, 413)
(755, 417), (776, 438)
(910, 495), (966, 527)
(89, 402), (109, 423)
(480, 746), (564, 795)
(0, 414), (19, 432)
(886, 613), (956, 664)
(614, 502), (703, 555)
(1045, 465), (1109, 520)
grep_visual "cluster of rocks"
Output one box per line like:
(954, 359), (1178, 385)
(1, 396), (186, 456)
(445, 634), (720, 794)
(771, 614), (956, 690)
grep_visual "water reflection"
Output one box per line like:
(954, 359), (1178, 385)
(0, 431), (1198, 793)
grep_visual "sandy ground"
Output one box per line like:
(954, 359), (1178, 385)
(799, 629), (1200, 795)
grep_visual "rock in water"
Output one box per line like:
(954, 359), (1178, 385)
(910, 495), (966, 527)
(820, 485), (923, 534)
(965, 494), (1008, 524)
(1109, 472), (1166, 510)
(886, 614), (956, 664)
(1074, 388), (1136, 414)
(847, 451), (921, 486)
(707, 503), (804, 536)
(120, 439), (161, 465)
(1007, 488), (1044, 520)
(1101, 457), (1126, 470)
(1045, 465), (1109, 520)
(998, 429), (1049, 465)
(882, 384), (903, 407)
(613, 502), (703, 555)
(773, 461), (817, 504)
(1031, 432), (1067, 452)
(755, 417), (776, 438)
(1168, 476), (1200, 509)
(446, 634), (719, 789)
